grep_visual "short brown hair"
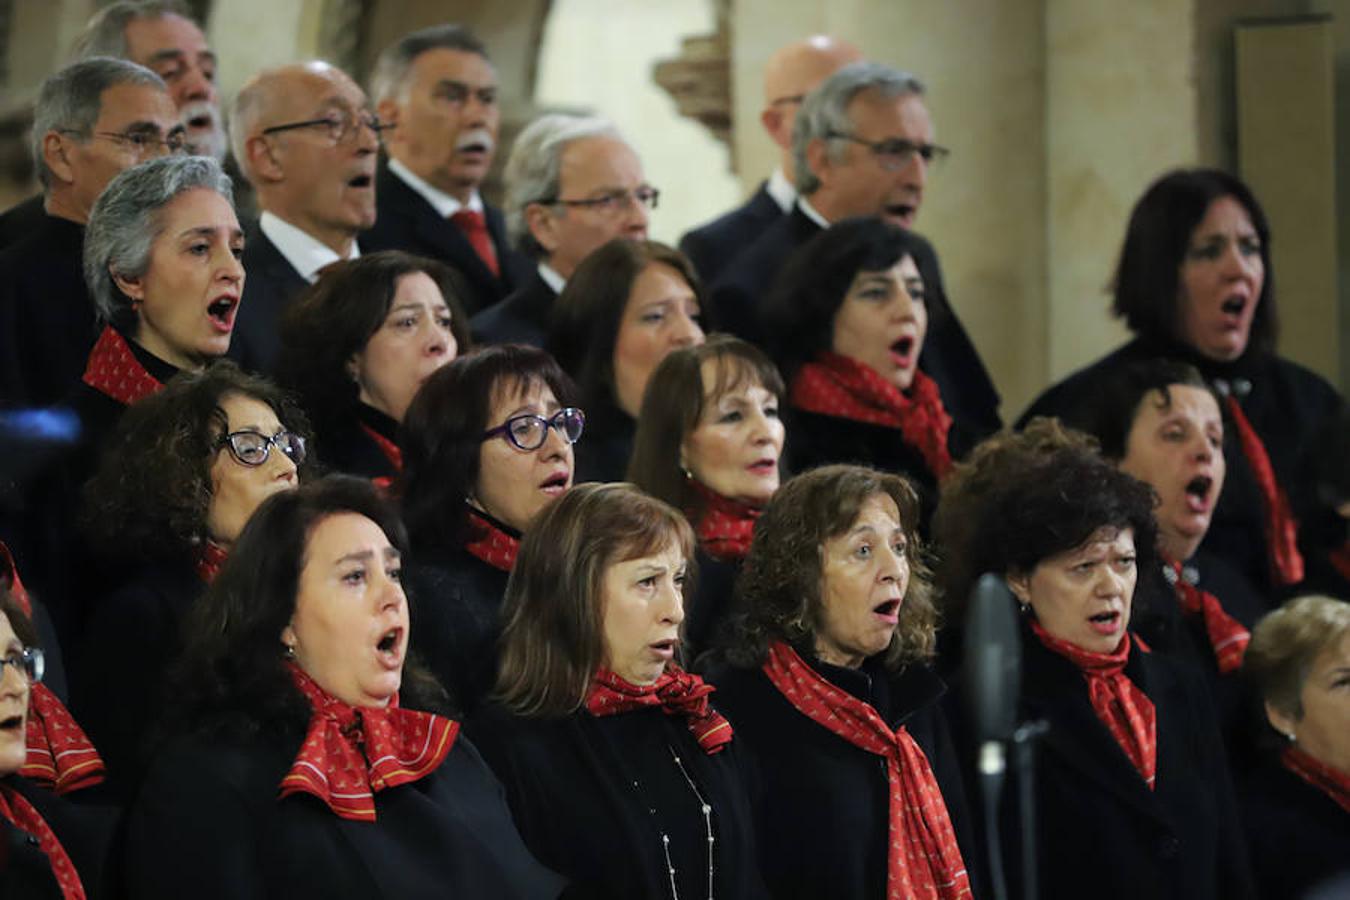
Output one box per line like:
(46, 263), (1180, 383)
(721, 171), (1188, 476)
(494, 482), (695, 717)
(627, 335), (785, 517)
(1246, 595), (1350, 721)
(723, 464), (936, 670)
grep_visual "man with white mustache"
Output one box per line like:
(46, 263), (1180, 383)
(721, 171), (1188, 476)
(362, 25), (525, 315)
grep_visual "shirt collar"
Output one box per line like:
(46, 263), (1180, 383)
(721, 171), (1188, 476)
(765, 166), (796, 213)
(259, 211), (359, 283)
(796, 196), (832, 230)
(537, 262), (565, 294)
(388, 157), (483, 219)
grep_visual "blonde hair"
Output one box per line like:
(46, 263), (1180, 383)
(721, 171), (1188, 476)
(1246, 595), (1350, 720)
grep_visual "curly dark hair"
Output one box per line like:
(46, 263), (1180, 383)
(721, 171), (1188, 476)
(721, 464), (936, 671)
(1112, 168), (1277, 356)
(760, 216), (923, 382)
(969, 446), (1159, 589)
(163, 476), (447, 742)
(397, 344), (577, 558)
(627, 335), (785, 518)
(1085, 359), (1215, 462)
(275, 250), (473, 433)
(546, 238), (707, 422)
(81, 361), (314, 563)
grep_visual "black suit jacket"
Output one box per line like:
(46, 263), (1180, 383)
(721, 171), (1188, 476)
(1239, 755), (1350, 900)
(470, 269), (556, 348)
(228, 224), (310, 374)
(678, 182), (784, 284)
(361, 159), (526, 315)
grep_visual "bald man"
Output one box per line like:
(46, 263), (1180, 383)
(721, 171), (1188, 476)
(227, 61), (380, 372)
(678, 35), (860, 283)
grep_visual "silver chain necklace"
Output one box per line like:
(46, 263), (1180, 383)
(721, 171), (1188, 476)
(628, 744), (716, 900)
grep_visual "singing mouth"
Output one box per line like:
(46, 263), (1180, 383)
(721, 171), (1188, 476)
(885, 203), (915, 221)
(1185, 475), (1213, 501)
(347, 173), (374, 189)
(207, 295), (238, 329)
(376, 626), (403, 661)
(540, 471), (569, 494)
(1220, 295), (1246, 316)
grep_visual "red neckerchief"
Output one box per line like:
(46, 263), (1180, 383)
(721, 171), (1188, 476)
(0, 784), (86, 899)
(360, 421), (403, 473)
(689, 480), (760, 563)
(463, 508), (520, 573)
(0, 543), (107, 795)
(586, 667), (732, 754)
(194, 541), (229, 585)
(761, 641), (972, 899)
(1222, 395), (1303, 586)
(80, 326), (163, 406)
(1030, 622), (1157, 789)
(1164, 559), (1250, 674)
(1282, 744), (1350, 815)
(279, 665), (459, 822)
(791, 351), (953, 479)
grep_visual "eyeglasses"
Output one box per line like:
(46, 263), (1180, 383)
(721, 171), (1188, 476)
(215, 429), (307, 467)
(261, 109), (392, 144)
(482, 408), (586, 451)
(60, 127), (188, 158)
(825, 132), (950, 170)
(537, 186), (660, 216)
(0, 647), (44, 684)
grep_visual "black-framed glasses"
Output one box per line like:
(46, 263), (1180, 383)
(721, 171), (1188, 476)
(261, 109), (391, 144)
(59, 127), (188, 157)
(215, 429), (307, 467)
(536, 186), (659, 216)
(482, 408), (585, 451)
(825, 132), (950, 170)
(0, 647), (44, 684)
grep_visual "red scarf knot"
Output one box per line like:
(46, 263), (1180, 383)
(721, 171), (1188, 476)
(194, 540), (229, 585)
(22, 685), (106, 795)
(80, 326), (163, 406)
(689, 479), (761, 563)
(1030, 622), (1157, 789)
(279, 665), (458, 822)
(761, 641), (972, 899)
(586, 667), (733, 755)
(1219, 389), (1303, 585)
(1164, 560), (1250, 674)
(0, 784), (87, 899)
(1281, 743), (1350, 815)
(464, 508), (520, 573)
(791, 352), (953, 480)
(359, 420), (403, 473)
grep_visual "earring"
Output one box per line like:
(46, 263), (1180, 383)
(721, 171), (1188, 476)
(1284, 731), (1296, 744)
(1018, 601), (1030, 615)
(283, 643), (296, 660)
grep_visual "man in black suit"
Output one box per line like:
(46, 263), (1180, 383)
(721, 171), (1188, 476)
(711, 62), (1002, 433)
(678, 35), (860, 284)
(227, 61), (379, 373)
(361, 25), (525, 316)
(470, 113), (652, 347)
(0, 58), (181, 409)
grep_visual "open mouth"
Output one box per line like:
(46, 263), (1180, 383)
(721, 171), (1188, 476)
(1220, 295), (1246, 317)
(1087, 610), (1121, 635)
(746, 457), (777, 475)
(347, 173), (373, 189)
(873, 598), (902, 623)
(539, 471), (569, 495)
(649, 638), (678, 658)
(884, 203), (915, 222)
(0, 714), (23, 733)
(1184, 475), (1213, 512)
(207, 296), (238, 331)
(889, 335), (917, 367)
(188, 114), (212, 130)
(375, 626), (403, 663)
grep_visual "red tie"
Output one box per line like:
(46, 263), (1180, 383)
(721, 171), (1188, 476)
(450, 209), (499, 277)
(1221, 390), (1303, 586)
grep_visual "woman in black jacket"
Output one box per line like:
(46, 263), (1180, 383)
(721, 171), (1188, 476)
(276, 251), (470, 481)
(628, 335), (786, 659)
(124, 476), (562, 899)
(399, 345), (581, 714)
(947, 445), (1255, 900)
(467, 482), (765, 899)
(708, 464), (978, 900)
(1240, 595), (1350, 899)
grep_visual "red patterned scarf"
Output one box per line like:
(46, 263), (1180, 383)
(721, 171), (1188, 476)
(1222, 394), (1303, 586)
(1282, 744), (1350, 815)
(761, 641), (972, 899)
(279, 665), (459, 822)
(586, 667), (733, 754)
(80, 326), (163, 406)
(0, 784), (86, 899)
(1031, 622), (1157, 789)
(791, 352), (952, 479)
(1165, 560), (1250, 674)
(464, 508), (520, 573)
(194, 541), (229, 585)
(689, 480), (760, 563)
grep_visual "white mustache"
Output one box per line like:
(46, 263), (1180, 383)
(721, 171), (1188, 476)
(455, 128), (495, 154)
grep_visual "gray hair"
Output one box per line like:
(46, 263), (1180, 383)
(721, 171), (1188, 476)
(70, 1), (193, 60)
(84, 154), (234, 322)
(792, 62), (925, 196)
(504, 113), (623, 259)
(31, 57), (165, 190)
(369, 24), (488, 106)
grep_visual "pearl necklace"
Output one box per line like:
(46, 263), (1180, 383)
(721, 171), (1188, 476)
(627, 744), (716, 900)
